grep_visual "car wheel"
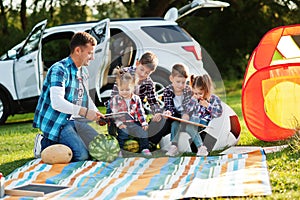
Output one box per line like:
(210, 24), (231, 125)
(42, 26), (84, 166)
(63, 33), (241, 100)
(0, 92), (10, 124)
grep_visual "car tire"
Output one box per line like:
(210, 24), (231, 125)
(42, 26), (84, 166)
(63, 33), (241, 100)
(0, 92), (10, 124)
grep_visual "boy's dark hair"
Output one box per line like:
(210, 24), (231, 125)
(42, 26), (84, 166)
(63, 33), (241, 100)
(171, 63), (188, 78)
(70, 32), (97, 53)
(139, 51), (158, 71)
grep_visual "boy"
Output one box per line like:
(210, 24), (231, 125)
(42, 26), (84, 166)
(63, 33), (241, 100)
(149, 63), (192, 151)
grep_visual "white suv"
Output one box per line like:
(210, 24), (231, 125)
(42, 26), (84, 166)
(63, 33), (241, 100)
(0, 0), (229, 124)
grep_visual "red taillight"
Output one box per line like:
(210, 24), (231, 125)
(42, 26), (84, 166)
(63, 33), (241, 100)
(182, 46), (202, 60)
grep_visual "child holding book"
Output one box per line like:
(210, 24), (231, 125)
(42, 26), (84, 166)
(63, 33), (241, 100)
(110, 70), (152, 156)
(149, 64), (192, 149)
(166, 74), (223, 156)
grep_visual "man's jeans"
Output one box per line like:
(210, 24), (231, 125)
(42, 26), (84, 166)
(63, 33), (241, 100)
(41, 120), (98, 161)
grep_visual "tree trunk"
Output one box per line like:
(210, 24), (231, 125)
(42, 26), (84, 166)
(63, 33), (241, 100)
(20, 0), (27, 32)
(0, 0), (8, 34)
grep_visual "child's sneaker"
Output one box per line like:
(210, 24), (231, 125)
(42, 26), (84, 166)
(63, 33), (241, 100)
(118, 151), (123, 158)
(166, 145), (179, 156)
(141, 149), (152, 156)
(197, 145), (208, 156)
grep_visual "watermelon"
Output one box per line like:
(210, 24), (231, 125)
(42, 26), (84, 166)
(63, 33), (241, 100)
(89, 134), (120, 162)
(124, 139), (139, 153)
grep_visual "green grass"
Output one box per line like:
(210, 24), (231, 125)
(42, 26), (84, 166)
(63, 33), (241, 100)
(0, 80), (299, 199)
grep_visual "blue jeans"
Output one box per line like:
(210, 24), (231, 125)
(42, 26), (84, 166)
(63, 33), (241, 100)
(171, 117), (204, 148)
(41, 120), (98, 161)
(117, 122), (149, 151)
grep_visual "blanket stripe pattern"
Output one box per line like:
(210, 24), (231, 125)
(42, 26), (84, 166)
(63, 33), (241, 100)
(4, 150), (271, 199)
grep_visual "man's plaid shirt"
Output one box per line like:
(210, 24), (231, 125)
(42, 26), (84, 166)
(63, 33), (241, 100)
(33, 57), (89, 142)
(163, 84), (192, 116)
(111, 66), (161, 114)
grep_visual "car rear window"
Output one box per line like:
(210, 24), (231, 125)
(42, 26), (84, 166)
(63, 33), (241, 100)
(141, 25), (192, 43)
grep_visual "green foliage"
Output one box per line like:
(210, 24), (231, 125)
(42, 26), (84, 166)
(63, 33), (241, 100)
(179, 0), (300, 79)
(95, 1), (129, 19)
(1, 0), (300, 78)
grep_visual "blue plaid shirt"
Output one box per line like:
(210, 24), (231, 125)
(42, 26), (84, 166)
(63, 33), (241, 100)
(163, 84), (192, 116)
(33, 57), (88, 142)
(184, 94), (223, 123)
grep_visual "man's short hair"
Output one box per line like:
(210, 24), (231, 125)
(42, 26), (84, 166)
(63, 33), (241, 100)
(70, 32), (97, 53)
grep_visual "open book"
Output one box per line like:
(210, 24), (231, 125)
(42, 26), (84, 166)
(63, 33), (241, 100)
(104, 112), (134, 119)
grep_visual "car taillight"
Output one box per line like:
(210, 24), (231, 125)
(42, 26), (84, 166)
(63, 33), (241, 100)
(182, 46), (202, 60)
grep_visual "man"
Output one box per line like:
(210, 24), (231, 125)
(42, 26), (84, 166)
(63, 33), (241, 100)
(33, 32), (105, 161)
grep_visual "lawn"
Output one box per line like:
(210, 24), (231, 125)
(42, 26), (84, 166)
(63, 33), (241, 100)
(0, 80), (299, 199)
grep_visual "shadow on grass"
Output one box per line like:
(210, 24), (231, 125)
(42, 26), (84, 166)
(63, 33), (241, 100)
(5, 119), (33, 125)
(0, 158), (34, 177)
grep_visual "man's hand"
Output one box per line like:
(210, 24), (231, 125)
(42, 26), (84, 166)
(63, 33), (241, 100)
(86, 109), (101, 121)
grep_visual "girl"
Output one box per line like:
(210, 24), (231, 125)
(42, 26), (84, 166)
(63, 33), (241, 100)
(110, 70), (152, 156)
(166, 74), (223, 156)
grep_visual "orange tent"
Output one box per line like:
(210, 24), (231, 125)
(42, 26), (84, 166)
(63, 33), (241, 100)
(242, 24), (300, 141)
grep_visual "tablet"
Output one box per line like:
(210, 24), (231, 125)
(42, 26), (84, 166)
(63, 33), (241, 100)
(5, 183), (69, 197)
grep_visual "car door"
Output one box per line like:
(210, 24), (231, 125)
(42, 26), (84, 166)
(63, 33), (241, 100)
(87, 18), (110, 102)
(164, 0), (230, 21)
(13, 19), (47, 99)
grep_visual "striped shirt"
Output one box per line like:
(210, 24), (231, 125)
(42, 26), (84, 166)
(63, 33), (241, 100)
(33, 57), (89, 142)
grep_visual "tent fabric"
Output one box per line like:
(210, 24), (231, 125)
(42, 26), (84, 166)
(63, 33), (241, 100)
(242, 24), (300, 141)
(4, 150), (272, 199)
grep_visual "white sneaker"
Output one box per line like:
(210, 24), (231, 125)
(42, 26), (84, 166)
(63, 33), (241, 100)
(197, 145), (208, 156)
(141, 149), (152, 156)
(118, 151), (123, 158)
(34, 133), (43, 158)
(166, 145), (179, 156)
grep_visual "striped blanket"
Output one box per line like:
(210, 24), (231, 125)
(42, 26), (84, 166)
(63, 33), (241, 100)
(4, 150), (271, 199)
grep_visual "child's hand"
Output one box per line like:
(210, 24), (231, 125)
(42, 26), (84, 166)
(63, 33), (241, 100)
(152, 113), (162, 122)
(199, 98), (209, 108)
(142, 125), (149, 131)
(182, 114), (189, 121)
(163, 110), (172, 117)
(119, 124), (127, 129)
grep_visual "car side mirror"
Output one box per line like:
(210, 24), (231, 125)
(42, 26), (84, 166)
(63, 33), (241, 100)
(7, 49), (17, 59)
(164, 7), (178, 22)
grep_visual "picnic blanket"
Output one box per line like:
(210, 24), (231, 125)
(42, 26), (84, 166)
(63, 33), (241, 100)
(3, 150), (272, 199)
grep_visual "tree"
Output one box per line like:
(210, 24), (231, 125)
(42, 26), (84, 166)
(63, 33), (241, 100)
(118, 0), (182, 17)
(0, 0), (8, 34)
(20, 0), (27, 31)
(179, 0), (300, 79)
